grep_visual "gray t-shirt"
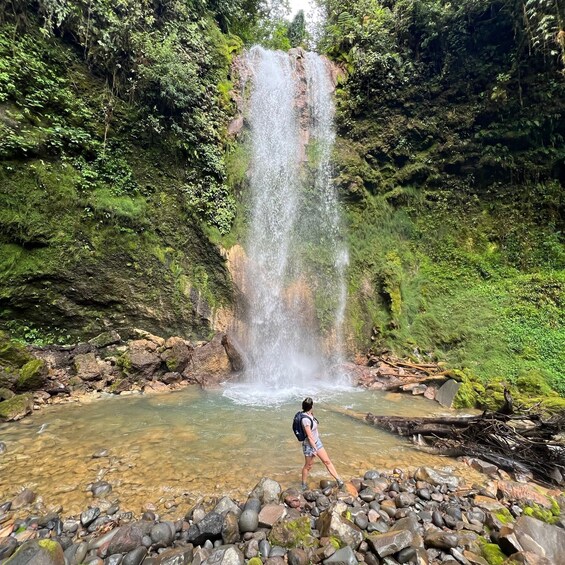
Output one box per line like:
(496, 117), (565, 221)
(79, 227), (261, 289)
(301, 415), (319, 443)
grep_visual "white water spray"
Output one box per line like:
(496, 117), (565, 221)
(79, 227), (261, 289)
(225, 47), (349, 405)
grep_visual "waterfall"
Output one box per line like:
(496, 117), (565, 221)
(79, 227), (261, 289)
(225, 46), (349, 404)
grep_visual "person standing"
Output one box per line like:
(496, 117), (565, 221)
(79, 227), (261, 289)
(300, 397), (344, 490)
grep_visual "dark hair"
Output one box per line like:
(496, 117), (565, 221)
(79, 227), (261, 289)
(302, 397), (313, 411)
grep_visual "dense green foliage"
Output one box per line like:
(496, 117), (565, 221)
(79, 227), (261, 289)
(0, 0), (270, 339)
(318, 0), (565, 394)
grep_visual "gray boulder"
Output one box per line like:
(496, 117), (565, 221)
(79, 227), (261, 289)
(202, 545), (244, 565)
(107, 522), (151, 554)
(150, 522), (175, 546)
(414, 467), (459, 488)
(366, 529), (414, 558)
(153, 546), (194, 564)
(187, 512), (224, 546)
(4, 540), (64, 565)
(511, 516), (565, 563)
(317, 502), (363, 550)
(250, 477), (282, 505)
(161, 337), (192, 373)
(239, 509), (259, 533)
(323, 546), (359, 565)
(122, 546), (148, 565)
(436, 379), (461, 407)
(222, 512), (240, 544)
(215, 496), (242, 517)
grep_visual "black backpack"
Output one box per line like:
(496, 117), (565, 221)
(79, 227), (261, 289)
(292, 411), (313, 442)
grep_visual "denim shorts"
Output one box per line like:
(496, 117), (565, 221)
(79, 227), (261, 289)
(303, 438), (323, 457)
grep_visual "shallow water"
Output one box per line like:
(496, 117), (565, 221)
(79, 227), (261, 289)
(0, 387), (475, 517)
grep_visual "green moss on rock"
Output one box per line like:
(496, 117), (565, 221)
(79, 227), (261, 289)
(0, 331), (31, 367)
(492, 508), (514, 525)
(480, 542), (506, 565)
(0, 387), (14, 401)
(453, 371), (486, 409)
(268, 516), (318, 549)
(522, 503), (559, 524)
(0, 393), (32, 421)
(15, 359), (47, 391)
(37, 539), (63, 556)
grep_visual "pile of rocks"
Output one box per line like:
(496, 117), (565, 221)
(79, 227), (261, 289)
(1, 467), (563, 565)
(0, 330), (244, 421)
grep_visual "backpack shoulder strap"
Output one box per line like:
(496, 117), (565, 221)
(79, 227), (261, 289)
(302, 413), (313, 427)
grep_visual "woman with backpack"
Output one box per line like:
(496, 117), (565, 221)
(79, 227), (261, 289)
(297, 397), (344, 490)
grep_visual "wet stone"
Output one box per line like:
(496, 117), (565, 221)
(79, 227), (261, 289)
(92, 449), (109, 459)
(432, 511), (444, 528)
(0, 537), (17, 560)
(259, 540), (270, 557)
(354, 514), (368, 530)
(244, 499), (262, 514)
(153, 546), (193, 565)
(91, 481), (112, 498)
(150, 522), (175, 546)
(359, 489), (376, 502)
(396, 547), (417, 564)
(142, 535), (152, 547)
(11, 488), (36, 509)
(81, 507), (101, 527)
(424, 531), (459, 550)
(323, 546), (358, 565)
(239, 509), (259, 533)
(417, 489), (431, 501)
(287, 548), (308, 565)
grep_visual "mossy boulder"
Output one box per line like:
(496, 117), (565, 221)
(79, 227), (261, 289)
(0, 387), (15, 401)
(88, 330), (121, 349)
(4, 539), (64, 564)
(480, 541), (506, 565)
(0, 393), (33, 421)
(268, 516), (318, 549)
(522, 502), (559, 524)
(161, 336), (192, 373)
(15, 359), (48, 391)
(0, 331), (31, 367)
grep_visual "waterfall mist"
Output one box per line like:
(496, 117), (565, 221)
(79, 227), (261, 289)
(225, 47), (349, 405)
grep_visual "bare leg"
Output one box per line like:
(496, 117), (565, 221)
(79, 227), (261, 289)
(302, 455), (315, 485)
(315, 447), (341, 481)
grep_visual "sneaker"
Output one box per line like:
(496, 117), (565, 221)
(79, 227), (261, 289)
(301, 482), (308, 491)
(336, 479), (344, 488)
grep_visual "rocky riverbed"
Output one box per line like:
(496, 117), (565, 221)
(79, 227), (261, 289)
(1, 463), (564, 565)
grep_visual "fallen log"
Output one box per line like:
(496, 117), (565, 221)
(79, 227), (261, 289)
(363, 410), (565, 487)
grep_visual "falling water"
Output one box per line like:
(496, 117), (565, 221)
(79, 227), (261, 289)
(225, 46), (349, 404)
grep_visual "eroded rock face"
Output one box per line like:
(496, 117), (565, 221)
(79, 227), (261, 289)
(74, 352), (104, 382)
(221, 334), (245, 372)
(123, 340), (163, 380)
(161, 337), (192, 373)
(185, 333), (232, 386)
